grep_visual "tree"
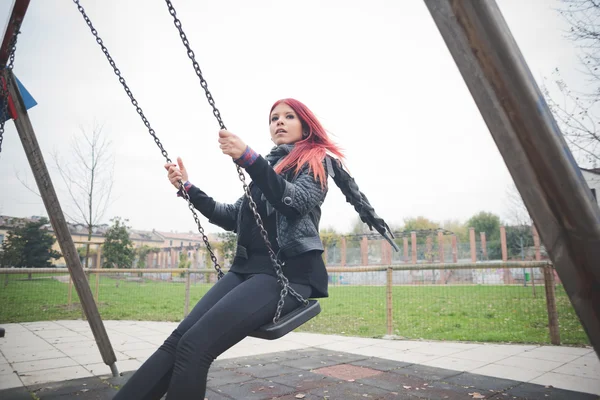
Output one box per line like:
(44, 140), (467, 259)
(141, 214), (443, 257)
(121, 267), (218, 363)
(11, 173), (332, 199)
(0, 218), (61, 272)
(541, 0), (600, 166)
(503, 183), (535, 259)
(135, 245), (160, 269)
(102, 217), (134, 269)
(217, 232), (237, 266)
(466, 211), (502, 259)
(466, 212), (501, 241)
(177, 252), (191, 278)
(402, 216), (440, 232)
(441, 219), (468, 242)
(53, 124), (114, 269)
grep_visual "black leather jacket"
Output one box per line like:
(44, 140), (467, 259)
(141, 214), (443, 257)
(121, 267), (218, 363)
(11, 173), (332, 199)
(208, 145), (329, 258)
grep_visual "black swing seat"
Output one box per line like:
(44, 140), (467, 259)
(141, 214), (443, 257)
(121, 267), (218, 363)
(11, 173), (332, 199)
(249, 299), (321, 340)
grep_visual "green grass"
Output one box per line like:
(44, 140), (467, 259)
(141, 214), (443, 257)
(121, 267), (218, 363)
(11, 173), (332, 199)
(0, 274), (589, 346)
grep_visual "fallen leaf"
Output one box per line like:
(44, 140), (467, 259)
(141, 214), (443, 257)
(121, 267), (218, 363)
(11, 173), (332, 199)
(403, 385), (412, 389)
(469, 392), (486, 399)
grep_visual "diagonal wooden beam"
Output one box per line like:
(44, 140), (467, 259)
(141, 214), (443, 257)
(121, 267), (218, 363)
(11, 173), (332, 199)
(0, 0), (30, 67)
(423, 0), (600, 357)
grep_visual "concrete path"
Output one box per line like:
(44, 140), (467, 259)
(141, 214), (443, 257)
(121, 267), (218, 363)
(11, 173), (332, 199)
(0, 320), (598, 398)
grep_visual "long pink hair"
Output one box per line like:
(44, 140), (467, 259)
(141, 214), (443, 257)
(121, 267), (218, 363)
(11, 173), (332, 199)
(270, 98), (344, 187)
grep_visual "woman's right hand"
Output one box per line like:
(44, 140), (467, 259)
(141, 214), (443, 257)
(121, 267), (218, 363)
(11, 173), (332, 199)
(164, 157), (189, 190)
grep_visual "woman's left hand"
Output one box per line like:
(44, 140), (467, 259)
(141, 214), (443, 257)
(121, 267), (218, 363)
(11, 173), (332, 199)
(218, 129), (247, 160)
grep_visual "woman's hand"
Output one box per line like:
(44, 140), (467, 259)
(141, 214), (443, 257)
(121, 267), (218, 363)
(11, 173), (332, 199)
(164, 157), (189, 189)
(218, 129), (247, 160)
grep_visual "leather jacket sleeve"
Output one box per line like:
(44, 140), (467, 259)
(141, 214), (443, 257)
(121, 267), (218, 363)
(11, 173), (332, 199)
(186, 185), (242, 232)
(244, 155), (327, 219)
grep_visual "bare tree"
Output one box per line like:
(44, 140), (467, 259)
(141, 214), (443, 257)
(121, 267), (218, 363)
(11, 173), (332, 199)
(53, 124), (114, 268)
(542, 0), (600, 166)
(503, 183), (532, 226)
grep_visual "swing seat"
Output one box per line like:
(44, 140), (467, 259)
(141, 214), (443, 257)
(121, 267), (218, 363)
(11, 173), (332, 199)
(249, 299), (321, 340)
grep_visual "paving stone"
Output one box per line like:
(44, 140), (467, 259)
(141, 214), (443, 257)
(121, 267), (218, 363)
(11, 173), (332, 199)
(216, 378), (295, 400)
(0, 386), (32, 400)
(306, 380), (401, 399)
(313, 364), (383, 381)
(442, 371), (521, 392)
(205, 388), (236, 399)
(269, 371), (339, 392)
(406, 380), (495, 399)
(280, 352), (367, 371)
(505, 382), (600, 400)
(231, 362), (304, 379)
(28, 375), (117, 399)
(351, 357), (412, 372)
(358, 371), (429, 392)
(206, 368), (254, 387)
(392, 364), (462, 382)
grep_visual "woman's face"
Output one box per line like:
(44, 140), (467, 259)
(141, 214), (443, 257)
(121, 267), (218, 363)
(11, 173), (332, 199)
(269, 103), (303, 145)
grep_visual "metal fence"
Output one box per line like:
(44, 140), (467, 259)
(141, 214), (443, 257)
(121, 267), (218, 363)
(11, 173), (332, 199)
(0, 261), (588, 346)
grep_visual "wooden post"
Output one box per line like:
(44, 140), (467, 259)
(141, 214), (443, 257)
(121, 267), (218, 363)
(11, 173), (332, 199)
(543, 265), (561, 345)
(469, 227), (476, 262)
(360, 236), (369, 266)
(386, 267), (393, 336)
(184, 268), (191, 317)
(94, 245), (101, 302)
(68, 276), (73, 308)
(411, 232), (417, 264)
(531, 225), (543, 297)
(340, 237), (347, 267)
(500, 225), (511, 284)
(403, 237), (409, 263)
(451, 235), (458, 263)
(6, 71), (118, 375)
(480, 232), (487, 260)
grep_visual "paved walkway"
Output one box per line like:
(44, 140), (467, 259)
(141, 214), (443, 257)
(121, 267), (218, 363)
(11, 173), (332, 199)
(0, 320), (598, 399)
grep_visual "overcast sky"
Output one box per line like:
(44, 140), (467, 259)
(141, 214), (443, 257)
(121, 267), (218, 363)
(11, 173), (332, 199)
(0, 0), (586, 235)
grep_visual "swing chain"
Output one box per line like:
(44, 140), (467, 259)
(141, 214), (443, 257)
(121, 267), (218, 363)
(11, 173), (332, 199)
(0, 25), (21, 154)
(72, 0), (224, 279)
(165, 0), (308, 322)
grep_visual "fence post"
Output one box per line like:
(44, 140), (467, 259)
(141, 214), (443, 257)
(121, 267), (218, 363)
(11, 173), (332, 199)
(543, 265), (561, 345)
(451, 235), (458, 263)
(184, 268), (191, 317)
(340, 237), (347, 267)
(532, 225), (542, 298)
(469, 227), (476, 262)
(411, 231), (417, 264)
(426, 236), (433, 262)
(68, 276), (73, 309)
(438, 230), (444, 263)
(480, 232), (487, 260)
(403, 237), (409, 263)
(95, 245), (101, 303)
(500, 226), (511, 284)
(361, 236), (369, 266)
(386, 266), (393, 336)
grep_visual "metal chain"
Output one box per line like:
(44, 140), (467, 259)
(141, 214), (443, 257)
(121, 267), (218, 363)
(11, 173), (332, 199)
(164, 0), (308, 322)
(0, 26), (21, 154)
(72, 0), (224, 279)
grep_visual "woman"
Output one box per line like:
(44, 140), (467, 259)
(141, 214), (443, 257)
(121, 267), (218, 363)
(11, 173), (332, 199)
(114, 98), (347, 399)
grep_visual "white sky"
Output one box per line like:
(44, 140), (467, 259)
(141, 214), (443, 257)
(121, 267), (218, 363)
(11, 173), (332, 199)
(0, 0), (585, 235)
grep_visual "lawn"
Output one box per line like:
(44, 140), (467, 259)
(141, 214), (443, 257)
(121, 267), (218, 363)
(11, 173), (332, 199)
(0, 274), (589, 346)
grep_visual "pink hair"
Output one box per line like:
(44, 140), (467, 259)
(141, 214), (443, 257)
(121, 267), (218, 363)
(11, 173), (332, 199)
(270, 98), (344, 187)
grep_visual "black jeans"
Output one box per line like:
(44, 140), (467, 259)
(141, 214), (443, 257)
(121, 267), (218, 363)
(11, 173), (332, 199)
(113, 271), (312, 400)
